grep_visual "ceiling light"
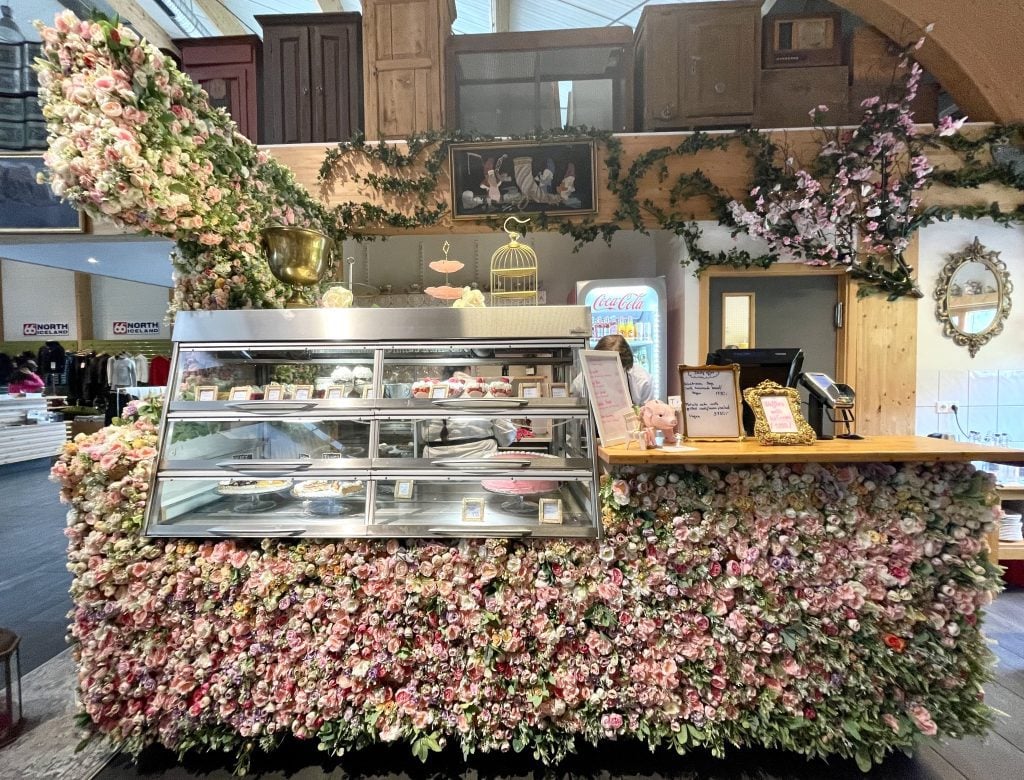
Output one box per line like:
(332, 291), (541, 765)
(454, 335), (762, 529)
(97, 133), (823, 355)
(86, 257), (98, 264)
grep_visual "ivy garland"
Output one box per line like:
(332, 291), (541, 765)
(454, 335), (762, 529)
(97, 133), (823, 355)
(318, 120), (1024, 300)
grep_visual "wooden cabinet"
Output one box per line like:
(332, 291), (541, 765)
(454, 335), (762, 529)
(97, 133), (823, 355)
(176, 36), (260, 142)
(635, 1), (760, 130)
(757, 65), (849, 128)
(258, 13), (363, 144)
(362, 0), (454, 140)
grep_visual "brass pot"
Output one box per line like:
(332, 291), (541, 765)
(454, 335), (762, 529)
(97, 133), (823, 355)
(262, 226), (335, 308)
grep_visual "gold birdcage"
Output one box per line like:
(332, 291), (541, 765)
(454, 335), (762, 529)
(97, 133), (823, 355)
(489, 216), (538, 306)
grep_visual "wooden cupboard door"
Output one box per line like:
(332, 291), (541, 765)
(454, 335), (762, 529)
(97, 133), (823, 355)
(263, 25), (312, 143)
(639, 8), (682, 126)
(311, 22), (363, 143)
(682, 7), (757, 119)
(189, 63), (258, 141)
(364, 0), (446, 139)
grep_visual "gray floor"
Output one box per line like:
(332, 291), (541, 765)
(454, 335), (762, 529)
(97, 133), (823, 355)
(4, 460), (1024, 778)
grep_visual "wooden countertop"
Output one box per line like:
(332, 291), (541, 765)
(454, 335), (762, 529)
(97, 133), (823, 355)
(599, 435), (1024, 466)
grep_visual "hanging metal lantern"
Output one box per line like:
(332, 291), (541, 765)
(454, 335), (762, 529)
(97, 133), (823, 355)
(489, 216), (538, 306)
(0, 627), (23, 747)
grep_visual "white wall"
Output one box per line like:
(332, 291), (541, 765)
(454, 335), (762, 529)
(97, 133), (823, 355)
(341, 229), (658, 306)
(90, 276), (171, 339)
(915, 219), (1024, 446)
(1, 259), (77, 340)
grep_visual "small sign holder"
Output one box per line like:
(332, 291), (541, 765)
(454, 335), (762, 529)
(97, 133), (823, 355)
(678, 364), (744, 441)
(579, 350), (634, 446)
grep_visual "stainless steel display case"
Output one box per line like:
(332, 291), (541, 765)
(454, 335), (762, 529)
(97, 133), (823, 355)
(145, 307), (600, 539)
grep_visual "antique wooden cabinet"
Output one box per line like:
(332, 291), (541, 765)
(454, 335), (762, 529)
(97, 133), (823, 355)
(634, 0), (760, 130)
(448, 28), (634, 135)
(756, 65), (849, 128)
(176, 36), (260, 142)
(362, 0), (455, 140)
(257, 13), (363, 144)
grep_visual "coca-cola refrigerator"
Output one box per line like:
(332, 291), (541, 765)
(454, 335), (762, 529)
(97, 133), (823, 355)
(575, 277), (667, 400)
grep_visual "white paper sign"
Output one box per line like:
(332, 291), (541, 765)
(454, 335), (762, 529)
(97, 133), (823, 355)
(579, 350), (634, 446)
(679, 365), (743, 440)
(761, 395), (799, 433)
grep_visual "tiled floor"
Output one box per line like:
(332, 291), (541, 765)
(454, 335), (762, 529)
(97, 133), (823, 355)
(5, 460), (1024, 779)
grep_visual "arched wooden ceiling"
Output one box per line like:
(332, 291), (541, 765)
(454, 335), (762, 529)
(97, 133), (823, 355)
(834, 0), (1024, 122)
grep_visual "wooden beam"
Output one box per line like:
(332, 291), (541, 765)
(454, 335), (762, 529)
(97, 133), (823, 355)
(491, 0), (511, 32)
(193, 0), (248, 36)
(317, 0), (344, 11)
(74, 272), (94, 343)
(106, 0), (180, 56)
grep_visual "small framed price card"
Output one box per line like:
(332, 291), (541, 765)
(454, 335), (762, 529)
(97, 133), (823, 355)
(394, 479), (415, 501)
(539, 498), (563, 524)
(292, 385), (313, 400)
(461, 497), (485, 522)
(228, 386), (251, 401)
(549, 382), (568, 398)
(743, 380), (816, 445)
(361, 386), (375, 399)
(325, 385), (345, 399)
(429, 384), (449, 399)
(264, 384), (284, 401)
(195, 385), (218, 402)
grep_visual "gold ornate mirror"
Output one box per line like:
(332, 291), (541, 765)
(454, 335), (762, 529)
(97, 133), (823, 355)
(934, 237), (1012, 357)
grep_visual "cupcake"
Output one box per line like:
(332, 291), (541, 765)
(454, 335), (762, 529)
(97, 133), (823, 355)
(488, 377), (513, 397)
(445, 378), (465, 397)
(412, 379), (435, 398)
(331, 366), (353, 383)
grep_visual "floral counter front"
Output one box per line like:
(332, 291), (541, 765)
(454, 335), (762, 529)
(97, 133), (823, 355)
(55, 403), (1009, 771)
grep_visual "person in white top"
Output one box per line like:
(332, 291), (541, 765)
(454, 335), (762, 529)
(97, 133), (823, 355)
(573, 334), (654, 405)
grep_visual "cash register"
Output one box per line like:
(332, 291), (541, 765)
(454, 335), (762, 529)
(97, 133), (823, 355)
(799, 371), (860, 440)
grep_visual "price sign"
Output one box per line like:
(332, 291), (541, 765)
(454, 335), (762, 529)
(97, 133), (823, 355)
(679, 364), (744, 440)
(579, 350), (634, 446)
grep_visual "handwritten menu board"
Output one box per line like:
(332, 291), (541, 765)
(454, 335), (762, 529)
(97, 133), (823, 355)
(679, 364), (743, 440)
(579, 350), (634, 446)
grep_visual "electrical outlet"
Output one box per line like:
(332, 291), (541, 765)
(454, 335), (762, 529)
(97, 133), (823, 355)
(935, 402), (953, 414)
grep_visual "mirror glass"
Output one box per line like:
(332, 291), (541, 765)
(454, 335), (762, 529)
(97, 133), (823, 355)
(946, 261), (1000, 334)
(934, 238), (1012, 357)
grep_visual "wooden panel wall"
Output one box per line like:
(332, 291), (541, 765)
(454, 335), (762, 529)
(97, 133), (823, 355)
(265, 123), (1024, 236)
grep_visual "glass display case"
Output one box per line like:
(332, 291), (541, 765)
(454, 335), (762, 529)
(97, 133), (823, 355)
(145, 307), (599, 539)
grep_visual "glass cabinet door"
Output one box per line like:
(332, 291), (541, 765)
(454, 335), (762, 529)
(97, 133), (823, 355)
(162, 418), (373, 468)
(169, 346), (377, 409)
(371, 475), (597, 538)
(377, 343), (582, 404)
(147, 476), (370, 537)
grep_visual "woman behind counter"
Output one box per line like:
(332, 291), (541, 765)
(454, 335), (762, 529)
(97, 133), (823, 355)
(8, 359), (45, 394)
(574, 334), (654, 405)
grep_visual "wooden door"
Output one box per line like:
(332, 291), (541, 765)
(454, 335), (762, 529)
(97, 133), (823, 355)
(363, 0), (450, 139)
(311, 21), (363, 143)
(636, 7), (683, 128)
(262, 24), (312, 144)
(178, 37), (260, 142)
(682, 6), (757, 121)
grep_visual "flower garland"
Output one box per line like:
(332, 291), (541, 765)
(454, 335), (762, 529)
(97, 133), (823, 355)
(34, 12), (345, 311)
(52, 402), (1002, 772)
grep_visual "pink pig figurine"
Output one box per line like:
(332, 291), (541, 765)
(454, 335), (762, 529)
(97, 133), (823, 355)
(640, 399), (677, 448)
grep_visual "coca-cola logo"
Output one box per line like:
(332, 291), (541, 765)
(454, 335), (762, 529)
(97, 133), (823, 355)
(592, 292), (646, 311)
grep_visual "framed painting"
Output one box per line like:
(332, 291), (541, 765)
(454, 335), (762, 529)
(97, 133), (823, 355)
(449, 140), (597, 219)
(0, 154), (85, 233)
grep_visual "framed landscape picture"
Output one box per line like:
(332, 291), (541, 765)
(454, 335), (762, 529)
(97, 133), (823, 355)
(0, 154), (84, 233)
(449, 140), (597, 219)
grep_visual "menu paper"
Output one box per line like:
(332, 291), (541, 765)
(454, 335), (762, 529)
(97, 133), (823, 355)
(761, 394), (799, 433)
(579, 350), (634, 446)
(679, 364), (743, 440)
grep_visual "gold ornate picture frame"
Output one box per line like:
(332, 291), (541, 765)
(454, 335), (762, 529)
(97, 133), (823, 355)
(743, 380), (816, 445)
